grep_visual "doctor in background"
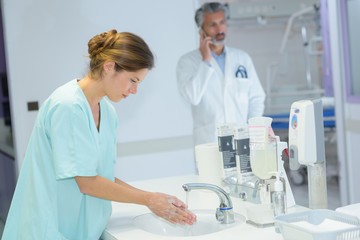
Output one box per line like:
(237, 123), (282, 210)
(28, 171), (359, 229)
(176, 2), (265, 146)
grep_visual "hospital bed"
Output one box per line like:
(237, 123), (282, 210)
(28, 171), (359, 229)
(267, 106), (335, 130)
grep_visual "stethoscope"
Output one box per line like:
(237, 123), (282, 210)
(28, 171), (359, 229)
(235, 65), (247, 78)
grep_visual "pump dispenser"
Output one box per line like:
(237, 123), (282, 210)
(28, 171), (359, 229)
(271, 172), (287, 222)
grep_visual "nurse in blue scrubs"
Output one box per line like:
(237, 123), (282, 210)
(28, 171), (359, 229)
(2, 30), (196, 240)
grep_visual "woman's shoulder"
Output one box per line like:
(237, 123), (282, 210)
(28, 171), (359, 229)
(42, 79), (87, 113)
(48, 79), (86, 103)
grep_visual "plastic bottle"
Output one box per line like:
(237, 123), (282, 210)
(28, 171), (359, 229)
(272, 172), (287, 233)
(248, 117), (277, 179)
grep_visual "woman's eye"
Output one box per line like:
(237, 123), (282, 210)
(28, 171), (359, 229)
(130, 79), (136, 83)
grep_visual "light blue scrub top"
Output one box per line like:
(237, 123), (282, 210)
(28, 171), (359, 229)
(2, 79), (118, 240)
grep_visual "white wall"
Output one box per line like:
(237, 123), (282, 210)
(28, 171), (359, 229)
(2, 0), (198, 181)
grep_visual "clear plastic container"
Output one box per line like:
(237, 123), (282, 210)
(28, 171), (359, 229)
(272, 172), (287, 215)
(272, 191), (286, 217)
(275, 209), (360, 240)
(248, 117), (277, 179)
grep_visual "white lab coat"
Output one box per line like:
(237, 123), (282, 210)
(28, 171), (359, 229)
(176, 46), (265, 146)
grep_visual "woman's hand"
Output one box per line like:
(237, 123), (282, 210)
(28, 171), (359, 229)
(146, 192), (197, 225)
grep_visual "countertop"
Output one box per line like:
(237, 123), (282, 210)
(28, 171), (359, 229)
(101, 174), (307, 240)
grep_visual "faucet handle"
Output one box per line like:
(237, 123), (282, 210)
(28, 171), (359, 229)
(216, 208), (225, 222)
(216, 207), (235, 224)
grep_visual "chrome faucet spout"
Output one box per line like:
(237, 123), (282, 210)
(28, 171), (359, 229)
(182, 183), (234, 224)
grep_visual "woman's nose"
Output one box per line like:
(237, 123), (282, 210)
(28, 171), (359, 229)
(130, 83), (138, 94)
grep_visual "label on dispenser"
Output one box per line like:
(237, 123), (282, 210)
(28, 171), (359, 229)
(234, 126), (255, 183)
(235, 138), (251, 173)
(248, 126), (267, 143)
(217, 123), (237, 177)
(218, 135), (236, 169)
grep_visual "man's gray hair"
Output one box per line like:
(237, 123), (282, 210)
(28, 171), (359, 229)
(195, 2), (229, 28)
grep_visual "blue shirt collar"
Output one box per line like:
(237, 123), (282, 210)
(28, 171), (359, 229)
(211, 47), (226, 59)
(210, 47), (226, 74)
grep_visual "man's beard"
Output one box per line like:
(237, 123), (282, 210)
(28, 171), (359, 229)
(212, 33), (226, 46)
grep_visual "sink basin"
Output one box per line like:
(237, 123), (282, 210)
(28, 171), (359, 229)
(132, 209), (246, 237)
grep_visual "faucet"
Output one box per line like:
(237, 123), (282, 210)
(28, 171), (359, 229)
(182, 183), (235, 224)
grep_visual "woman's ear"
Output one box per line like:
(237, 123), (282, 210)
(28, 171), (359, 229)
(103, 61), (115, 73)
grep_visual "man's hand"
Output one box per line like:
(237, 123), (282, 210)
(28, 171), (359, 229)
(199, 30), (212, 63)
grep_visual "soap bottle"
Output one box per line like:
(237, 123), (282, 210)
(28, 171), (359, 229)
(272, 172), (286, 233)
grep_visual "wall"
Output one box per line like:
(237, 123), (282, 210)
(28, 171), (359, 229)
(0, 11), (6, 119)
(2, 0), (198, 181)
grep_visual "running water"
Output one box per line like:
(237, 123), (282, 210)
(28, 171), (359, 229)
(185, 191), (189, 209)
(183, 191), (196, 236)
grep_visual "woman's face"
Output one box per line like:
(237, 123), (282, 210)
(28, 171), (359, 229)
(103, 64), (149, 102)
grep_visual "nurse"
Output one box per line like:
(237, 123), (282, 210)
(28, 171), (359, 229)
(2, 30), (196, 240)
(176, 2), (266, 146)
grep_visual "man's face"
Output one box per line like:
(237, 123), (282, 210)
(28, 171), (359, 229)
(202, 11), (227, 45)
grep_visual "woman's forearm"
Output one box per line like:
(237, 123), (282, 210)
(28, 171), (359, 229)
(75, 175), (150, 206)
(75, 175), (197, 225)
(114, 177), (145, 192)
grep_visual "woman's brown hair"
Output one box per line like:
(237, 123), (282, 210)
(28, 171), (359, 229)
(87, 29), (154, 79)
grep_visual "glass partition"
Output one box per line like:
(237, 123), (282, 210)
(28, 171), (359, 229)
(341, 0), (360, 102)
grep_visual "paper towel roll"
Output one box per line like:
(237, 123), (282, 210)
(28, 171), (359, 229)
(195, 143), (222, 187)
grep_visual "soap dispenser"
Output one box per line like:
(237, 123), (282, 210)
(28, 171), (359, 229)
(272, 172), (287, 232)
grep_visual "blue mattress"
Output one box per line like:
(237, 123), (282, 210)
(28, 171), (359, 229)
(266, 107), (335, 129)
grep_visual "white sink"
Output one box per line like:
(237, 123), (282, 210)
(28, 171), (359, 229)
(132, 209), (246, 237)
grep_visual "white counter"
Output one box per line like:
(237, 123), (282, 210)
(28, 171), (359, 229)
(102, 174), (305, 240)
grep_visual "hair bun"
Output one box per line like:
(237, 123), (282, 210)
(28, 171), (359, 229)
(88, 29), (119, 58)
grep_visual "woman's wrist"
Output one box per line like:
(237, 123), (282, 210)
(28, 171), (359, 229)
(142, 191), (153, 207)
